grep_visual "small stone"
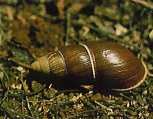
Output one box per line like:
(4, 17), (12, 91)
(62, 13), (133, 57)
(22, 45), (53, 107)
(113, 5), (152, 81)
(127, 102), (130, 107)
(142, 90), (148, 95)
(149, 30), (153, 40)
(17, 66), (25, 73)
(115, 24), (128, 36)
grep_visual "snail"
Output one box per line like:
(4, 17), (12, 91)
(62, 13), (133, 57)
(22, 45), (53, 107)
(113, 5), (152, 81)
(29, 41), (147, 91)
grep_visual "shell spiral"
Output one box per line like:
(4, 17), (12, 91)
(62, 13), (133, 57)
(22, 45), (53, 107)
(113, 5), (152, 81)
(31, 41), (147, 91)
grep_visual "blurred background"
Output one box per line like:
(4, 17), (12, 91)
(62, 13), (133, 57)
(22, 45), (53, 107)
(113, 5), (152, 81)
(0, 0), (153, 118)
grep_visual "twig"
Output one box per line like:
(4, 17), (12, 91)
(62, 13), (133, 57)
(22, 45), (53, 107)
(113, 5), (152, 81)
(94, 100), (113, 112)
(65, 11), (71, 45)
(19, 72), (34, 117)
(129, 0), (153, 9)
(8, 58), (33, 70)
(0, 69), (9, 106)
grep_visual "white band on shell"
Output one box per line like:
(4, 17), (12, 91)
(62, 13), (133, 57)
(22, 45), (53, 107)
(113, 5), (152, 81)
(79, 43), (96, 79)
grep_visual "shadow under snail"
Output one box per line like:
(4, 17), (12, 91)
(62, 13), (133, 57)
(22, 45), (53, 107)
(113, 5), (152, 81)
(30, 41), (147, 91)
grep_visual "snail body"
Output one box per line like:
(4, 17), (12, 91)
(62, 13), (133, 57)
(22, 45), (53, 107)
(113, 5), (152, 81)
(31, 41), (147, 91)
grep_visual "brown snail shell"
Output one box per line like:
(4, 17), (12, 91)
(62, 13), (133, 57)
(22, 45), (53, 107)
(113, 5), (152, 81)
(31, 41), (147, 91)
